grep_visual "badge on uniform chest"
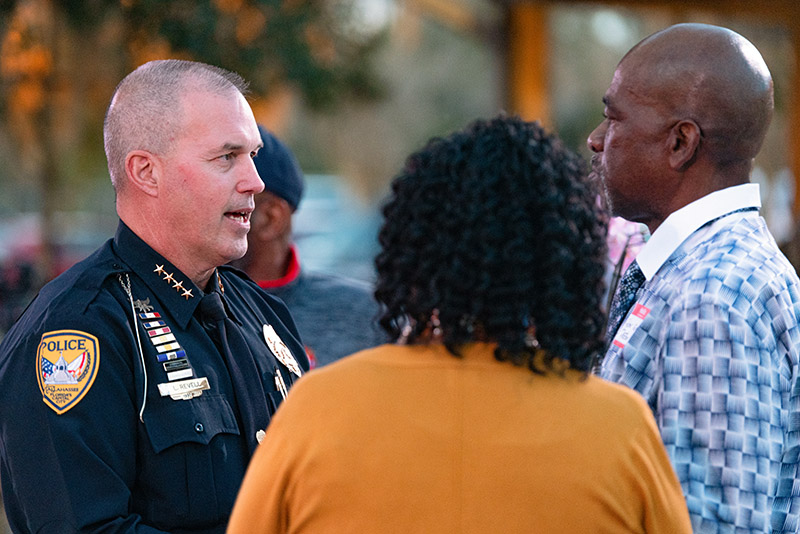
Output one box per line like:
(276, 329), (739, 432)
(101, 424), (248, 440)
(263, 324), (302, 378)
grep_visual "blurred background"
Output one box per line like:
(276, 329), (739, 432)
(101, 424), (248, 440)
(0, 0), (798, 529)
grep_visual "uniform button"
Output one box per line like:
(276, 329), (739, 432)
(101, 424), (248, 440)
(194, 423), (204, 433)
(256, 429), (266, 443)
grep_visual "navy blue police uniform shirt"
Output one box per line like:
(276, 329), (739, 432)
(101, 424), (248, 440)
(0, 222), (309, 534)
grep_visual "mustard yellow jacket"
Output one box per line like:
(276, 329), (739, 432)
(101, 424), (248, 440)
(228, 343), (691, 533)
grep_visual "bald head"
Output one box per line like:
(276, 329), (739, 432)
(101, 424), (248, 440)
(587, 23), (774, 230)
(103, 59), (250, 192)
(621, 23), (773, 168)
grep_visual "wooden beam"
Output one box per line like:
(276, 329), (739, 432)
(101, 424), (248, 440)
(507, 2), (550, 124)
(789, 21), (800, 218)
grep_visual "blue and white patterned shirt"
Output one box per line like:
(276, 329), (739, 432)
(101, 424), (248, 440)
(599, 183), (800, 533)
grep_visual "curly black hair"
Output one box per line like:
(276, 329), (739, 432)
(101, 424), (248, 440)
(374, 115), (609, 374)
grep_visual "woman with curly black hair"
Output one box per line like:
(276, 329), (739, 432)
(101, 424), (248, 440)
(375, 113), (607, 371)
(228, 115), (690, 533)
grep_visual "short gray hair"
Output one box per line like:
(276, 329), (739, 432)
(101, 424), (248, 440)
(103, 59), (249, 190)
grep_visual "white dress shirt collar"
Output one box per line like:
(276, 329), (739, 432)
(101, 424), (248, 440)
(635, 183), (761, 280)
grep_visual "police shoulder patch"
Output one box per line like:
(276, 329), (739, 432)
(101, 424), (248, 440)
(37, 329), (100, 414)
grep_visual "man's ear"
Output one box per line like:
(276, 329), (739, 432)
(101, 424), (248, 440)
(667, 119), (702, 172)
(252, 194), (293, 242)
(125, 150), (160, 197)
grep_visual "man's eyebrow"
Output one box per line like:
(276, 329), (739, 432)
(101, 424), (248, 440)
(222, 142), (264, 152)
(220, 142), (246, 152)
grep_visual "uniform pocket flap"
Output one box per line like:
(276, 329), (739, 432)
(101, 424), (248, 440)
(144, 394), (239, 453)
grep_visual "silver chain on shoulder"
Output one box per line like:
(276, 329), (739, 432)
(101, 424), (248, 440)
(118, 273), (148, 422)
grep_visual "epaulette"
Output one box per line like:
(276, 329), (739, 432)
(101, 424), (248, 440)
(41, 240), (126, 316)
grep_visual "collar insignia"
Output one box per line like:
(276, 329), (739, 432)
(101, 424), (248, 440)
(153, 264), (194, 300)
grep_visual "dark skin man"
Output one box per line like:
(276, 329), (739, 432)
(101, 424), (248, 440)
(592, 24), (800, 532)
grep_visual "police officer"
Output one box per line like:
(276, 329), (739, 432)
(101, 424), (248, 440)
(0, 60), (308, 533)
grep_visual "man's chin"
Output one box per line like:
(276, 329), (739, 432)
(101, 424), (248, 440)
(221, 242), (248, 266)
(588, 170), (614, 214)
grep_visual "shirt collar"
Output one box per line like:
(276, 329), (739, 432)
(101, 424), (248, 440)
(112, 221), (203, 328)
(257, 245), (301, 289)
(636, 183), (761, 279)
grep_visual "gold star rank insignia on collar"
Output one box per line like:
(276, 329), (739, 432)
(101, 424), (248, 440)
(153, 264), (195, 300)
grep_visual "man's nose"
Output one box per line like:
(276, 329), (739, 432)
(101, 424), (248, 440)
(587, 121), (607, 153)
(240, 157), (265, 194)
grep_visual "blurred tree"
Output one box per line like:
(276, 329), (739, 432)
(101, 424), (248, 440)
(0, 0), (383, 280)
(291, 0), (503, 202)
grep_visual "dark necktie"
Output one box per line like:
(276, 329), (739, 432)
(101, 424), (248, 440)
(196, 291), (269, 455)
(605, 260), (645, 345)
